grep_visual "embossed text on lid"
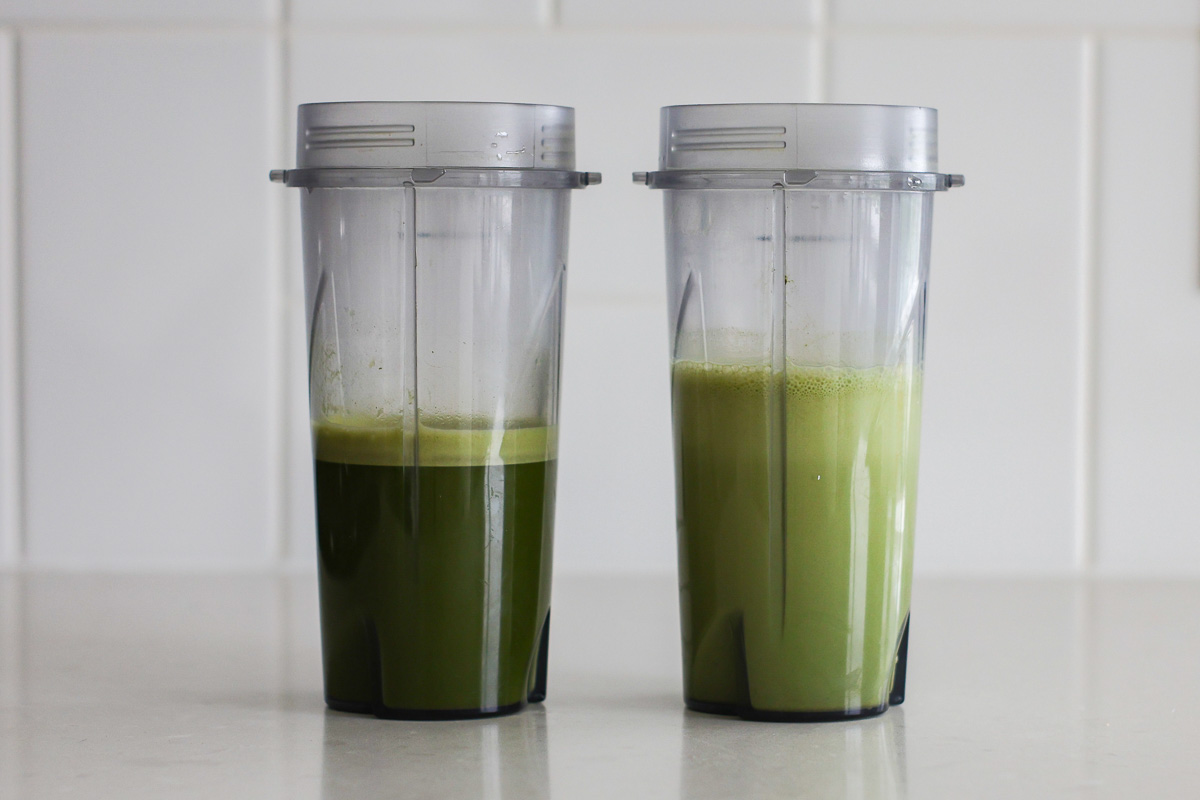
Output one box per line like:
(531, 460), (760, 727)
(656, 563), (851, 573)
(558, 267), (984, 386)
(297, 102), (577, 171)
(659, 104), (938, 173)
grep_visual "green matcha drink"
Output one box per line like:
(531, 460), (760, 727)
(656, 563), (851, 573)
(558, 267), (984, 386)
(672, 360), (921, 718)
(313, 417), (555, 718)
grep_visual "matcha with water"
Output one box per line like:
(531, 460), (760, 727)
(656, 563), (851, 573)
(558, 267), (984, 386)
(672, 360), (921, 718)
(314, 417), (555, 718)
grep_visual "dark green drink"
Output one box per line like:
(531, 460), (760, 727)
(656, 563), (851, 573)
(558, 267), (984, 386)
(313, 418), (555, 719)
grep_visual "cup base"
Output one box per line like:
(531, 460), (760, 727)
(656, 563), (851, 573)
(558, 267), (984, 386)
(326, 696), (532, 721)
(685, 697), (889, 723)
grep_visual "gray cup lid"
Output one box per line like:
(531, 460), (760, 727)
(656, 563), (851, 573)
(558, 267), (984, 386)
(659, 104), (938, 172)
(297, 101), (577, 170)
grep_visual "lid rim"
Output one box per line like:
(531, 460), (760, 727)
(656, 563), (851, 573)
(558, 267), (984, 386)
(633, 168), (962, 191)
(296, 101), (578, 171)
(658, 103), (939, 173)
(659, 102), (936, 112)
(298, 100), (575, 111)
(271, 166), (601, 189)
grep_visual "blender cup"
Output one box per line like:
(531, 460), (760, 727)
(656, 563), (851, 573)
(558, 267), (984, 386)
(637, 104), (962, 721)
(272, 102), (599, 719)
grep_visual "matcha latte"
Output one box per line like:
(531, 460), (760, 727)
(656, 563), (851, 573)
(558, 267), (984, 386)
(313, 417), (555, 719)
(672, 360), (921, 719)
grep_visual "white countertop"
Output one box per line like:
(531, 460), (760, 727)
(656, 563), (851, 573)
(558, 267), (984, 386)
(1, 573), (1197, 799)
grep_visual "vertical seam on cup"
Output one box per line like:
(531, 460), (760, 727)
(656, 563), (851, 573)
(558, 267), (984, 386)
(770, 185), (789, 630)
(810, 0), (830, 102)
(538, 0), (560, 30)
(404, 184), (420, 512)
(264, 25), (289, 565)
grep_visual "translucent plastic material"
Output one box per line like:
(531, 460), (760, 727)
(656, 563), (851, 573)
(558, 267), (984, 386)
(302, 185), (569, 719)
(664, 185), (932, 720)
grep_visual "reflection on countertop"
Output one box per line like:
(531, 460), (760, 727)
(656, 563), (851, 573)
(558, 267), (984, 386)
(0, 573), (1197, 799)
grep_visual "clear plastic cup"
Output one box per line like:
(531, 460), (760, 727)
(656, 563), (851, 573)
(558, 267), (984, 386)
(274, 101), (599, 719)
(639, 103), (962, 720)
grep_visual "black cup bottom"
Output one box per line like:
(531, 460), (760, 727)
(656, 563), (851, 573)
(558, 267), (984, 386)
(326, 696), (530, 721)
(685, 697), (890, 723)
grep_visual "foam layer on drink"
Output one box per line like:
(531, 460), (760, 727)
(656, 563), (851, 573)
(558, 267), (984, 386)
(313, 414), (556, 467)
(673, 360), (912, 399)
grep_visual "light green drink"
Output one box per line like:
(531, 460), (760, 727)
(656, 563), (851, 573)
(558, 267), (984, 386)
(672, 360), (921, 719)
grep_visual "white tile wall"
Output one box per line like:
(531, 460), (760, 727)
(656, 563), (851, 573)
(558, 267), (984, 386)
(556, 301), (677, 573)
(0, 0), (275, 24)
(0, 28), (15, 567)
(832, 0), (1199, 28)
(291, 0), (541, 26)
(0, 2), (1196, 574)
(561, 0), (812, 27)
(19, 31), (277, 569)
(1094, 38), (1200, 574)
(831, 34), (1085, 573)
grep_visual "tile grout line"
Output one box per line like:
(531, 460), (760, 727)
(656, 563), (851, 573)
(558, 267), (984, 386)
(539, 0), (560, 30)
(0, 30), (8, 565)
(277, 3), (301, 565)
(0, 29), (20, 567)
(810, 0), (830, 101)
(264, 5), (289, 565)
(1195, 26), (1200, 294)
(1075, 35), (1100, 574)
